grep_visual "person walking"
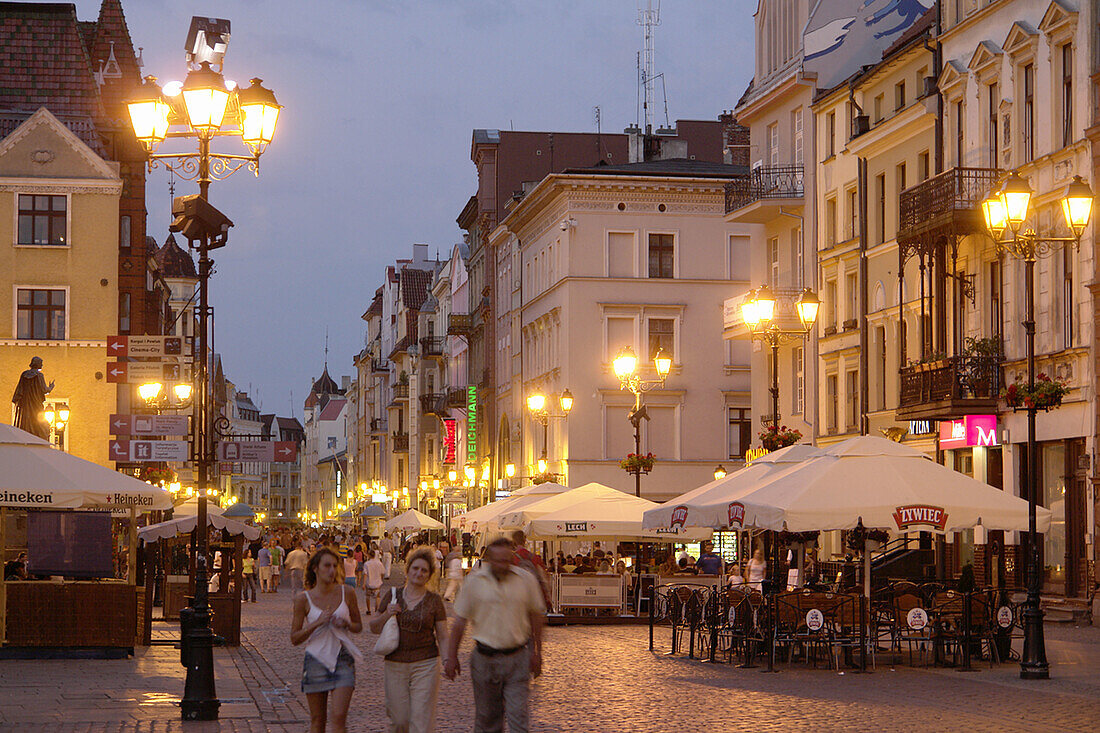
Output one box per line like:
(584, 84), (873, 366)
(370, 548), (448, 733)
(242, 548), (258, 603)
(257, 542), (273, 593)
(444, 537), (545, 733)
(442, 544), (464, 603)
(270, 539), (284, 592)
(380, 532), (395, 579)
(291, 548), (363, 733)
(286, 543), (309, 593)
(747, 548), (767, 591)
(363, 549), (385, 614)
(696, 541), (724, 576)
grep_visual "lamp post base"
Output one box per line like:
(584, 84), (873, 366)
(179, 604), (221, 720)
(1020, 604), (1049, 680)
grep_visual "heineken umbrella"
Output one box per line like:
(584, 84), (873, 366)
(386, 509), (445, 532)
(642, 443), (824, 530)
(717, 436), (1051, 534)
(524, 486), (711, 541)
(138, 512), (261, 542)
(0, 423), (171, 510)
(452, 482), (570, 534)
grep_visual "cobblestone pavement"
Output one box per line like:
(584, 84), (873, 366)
(2, 575), (1099, 732)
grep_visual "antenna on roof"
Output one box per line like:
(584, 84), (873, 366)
(594, 106), (602, 161)
(636, 1), (670, 132)
(324, 327), (329, 370)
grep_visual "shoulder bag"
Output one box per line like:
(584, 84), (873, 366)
(373, 587), (400, 656)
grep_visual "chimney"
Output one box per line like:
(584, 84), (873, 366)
(412, 243), (429, 266)
(341, 376), (351, 391)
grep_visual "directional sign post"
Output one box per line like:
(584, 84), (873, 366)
(109, 414), (190, 436)
(108, 335), (184, 357)
(109, 439), (190, 462)
(106, 362), (191, 384)
(216, 441), (298, 462)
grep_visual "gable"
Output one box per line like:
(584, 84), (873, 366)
(1002, 22), (1039, 59)
(1038, 0), (1076, 36)
(967, 41), (1003, 75)
(0, 108), (119, 183)
(937, 60), (968, 96)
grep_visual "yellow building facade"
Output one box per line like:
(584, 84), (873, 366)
(0, 108), (120, 466)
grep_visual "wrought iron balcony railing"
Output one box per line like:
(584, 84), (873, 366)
(369, 417), (386, 433)
(898, 355), (1002, 413)
(724, 165), (803, 214)
(420, 337), (445, 357)
(445, 387), (468, 409)
(391, 432), (409, 452)
(392, 383), (409, 399)
(370, 358), (388, 374)
(447, 313), (473, 336)
(897, 167), (1000, 242)
(419, 393), (445, 415)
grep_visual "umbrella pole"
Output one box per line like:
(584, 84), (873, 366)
(1, 507), (6, 646)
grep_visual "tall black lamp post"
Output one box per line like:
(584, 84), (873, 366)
(612, 347), (672, 497)
(981, 172), (1093, 680)
(127, 19), (281, 720)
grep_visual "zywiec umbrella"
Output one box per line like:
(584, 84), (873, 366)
(643, 443), (824, 530)
(452, 482), (570, 534)
(173, 498), (226, 516)
(0, 423), (171, 510)
(386, 509), (445, 533)
(138, 513), (261, 542)
(681, 436), (1050, 534)
(521, 485), (711, 541)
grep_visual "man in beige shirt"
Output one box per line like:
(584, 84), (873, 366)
(444, 536), (545, 733)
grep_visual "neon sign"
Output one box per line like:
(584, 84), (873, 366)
(443, 418), (457, 463)
(466, 387), (477, 460)
(938, 415), (998, 450)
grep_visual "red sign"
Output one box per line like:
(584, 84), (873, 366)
(728, 502), (746, 528)
(893, 504), (949, 531)
(938, 415), (998, 450)
(670, 505), (688, 528)
(443, 418), (457, 464)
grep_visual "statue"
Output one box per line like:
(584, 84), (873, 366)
(11, 356), (54, 440)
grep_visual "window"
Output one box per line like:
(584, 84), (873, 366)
(988, 83), (999, 166)
(791, 227), (802, 287)
(17, 195), (66, 245)
(826, 111), (836, 157)
(895, 81), (906, 111)
(988, 260), (1002, 337)
(954, 101), (965, 166)
(1063, 246), (1073, 348)
(826, 374), (838, 433)
(846, 369), (860, 429)
(900, 318), (908, 367)
(876, 326), (887, 410)
(826, 280), (838, 328)
(825, 198), (837, 246)
(767, 237), (779, 285)
(1061, 44), (1073, 147)
(848, 188), (858, 240)
(647, 318), (675, 360)
(873, 94), (884, 123)
(791, 108), (803, 166)
(918, 151), (929, 182)
(896, 163), (907, 203)
(875, 173), (886, 244)
(728, 408), (752, 459)
(792, 346), (804, 415)
(767, 123), (779, 166)
(17, 288), (65, 339)
(846, 272), (858, 323)
(119, 215), (131, 250)
(647, 233), (674, 278)
(119, 292), (131, 333)
(1023, 63), (1034, 162)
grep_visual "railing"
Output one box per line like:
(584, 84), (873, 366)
(724, 165), (803, 213)
(391, 432), (409, 452)
(447, 313), (473, 336)
(370, 358), (388, 374)
(419, 393), (445, 415)
(445, 387), (467, 408)
(420, 337), (445, 357)
(898, 167), (1000, 240)
(392, 383), (409, 399)
(898, 355), (1002, 408)
(369, 417), (386, 433)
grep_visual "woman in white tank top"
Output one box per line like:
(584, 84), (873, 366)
(291, 548), (363, 732)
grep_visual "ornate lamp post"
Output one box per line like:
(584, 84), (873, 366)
(525, 389), (573, 482)
(981, 172), (1093, 681)
(127, 25), (280, 721)
(612, 346), (671, 497)
(740, 286), (820, 432)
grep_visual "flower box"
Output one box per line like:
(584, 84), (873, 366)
(1002, 373), (1068, 411)
(619, 452), (655, 474)
(759, 425), (802, 452)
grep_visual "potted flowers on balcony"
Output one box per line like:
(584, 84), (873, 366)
(759, 424), (802, 452)
(619, 452), (656, 475)
(1002, 373), (1069, 411)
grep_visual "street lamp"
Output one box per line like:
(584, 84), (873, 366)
(981, 171), (1093, 681)
(127, 22), (280, 721)
(740, 286), (820, 431)
(612, 345), (672, 496)
(713, 465), (727, 481)
(526, 389), (574, 482)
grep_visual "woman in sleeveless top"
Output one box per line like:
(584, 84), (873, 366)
(291, 548), (363, 733)
(369, 547), (448, 733)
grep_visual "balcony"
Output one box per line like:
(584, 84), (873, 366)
(420, 337), (445, 358)
(392, 383), (409, 400)
(369, 417), (387, 434)
(447, 313), (473, 337)
(897, 167), (1000, 244)
(391, 432), (409, 452)
(370, 358), (388, 374)
(896, 355), (1003, 421)
(419, 392), (445, 415)
(445, 387), (468, 409)
(724, 165), (803, 222)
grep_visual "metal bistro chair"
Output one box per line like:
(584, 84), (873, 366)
(930, 590), (968, 667)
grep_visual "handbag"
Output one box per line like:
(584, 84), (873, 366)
(373, 587), (400, 656)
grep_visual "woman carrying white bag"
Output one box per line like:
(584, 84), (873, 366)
(369, 547), (449, 733)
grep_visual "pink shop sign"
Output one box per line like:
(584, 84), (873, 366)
(938, 415), (998, 450)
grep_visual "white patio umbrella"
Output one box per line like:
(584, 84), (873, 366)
(0, 423), (171, 510)
(452, 482), (570, 534)
(723, 436), (1050, 534)
(524, 486), (711, 541)
(139, 512), (261, 542)
(173, 497), (226, 516)
(642, 443), (824, 530)
(387, 509), (445, 532)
